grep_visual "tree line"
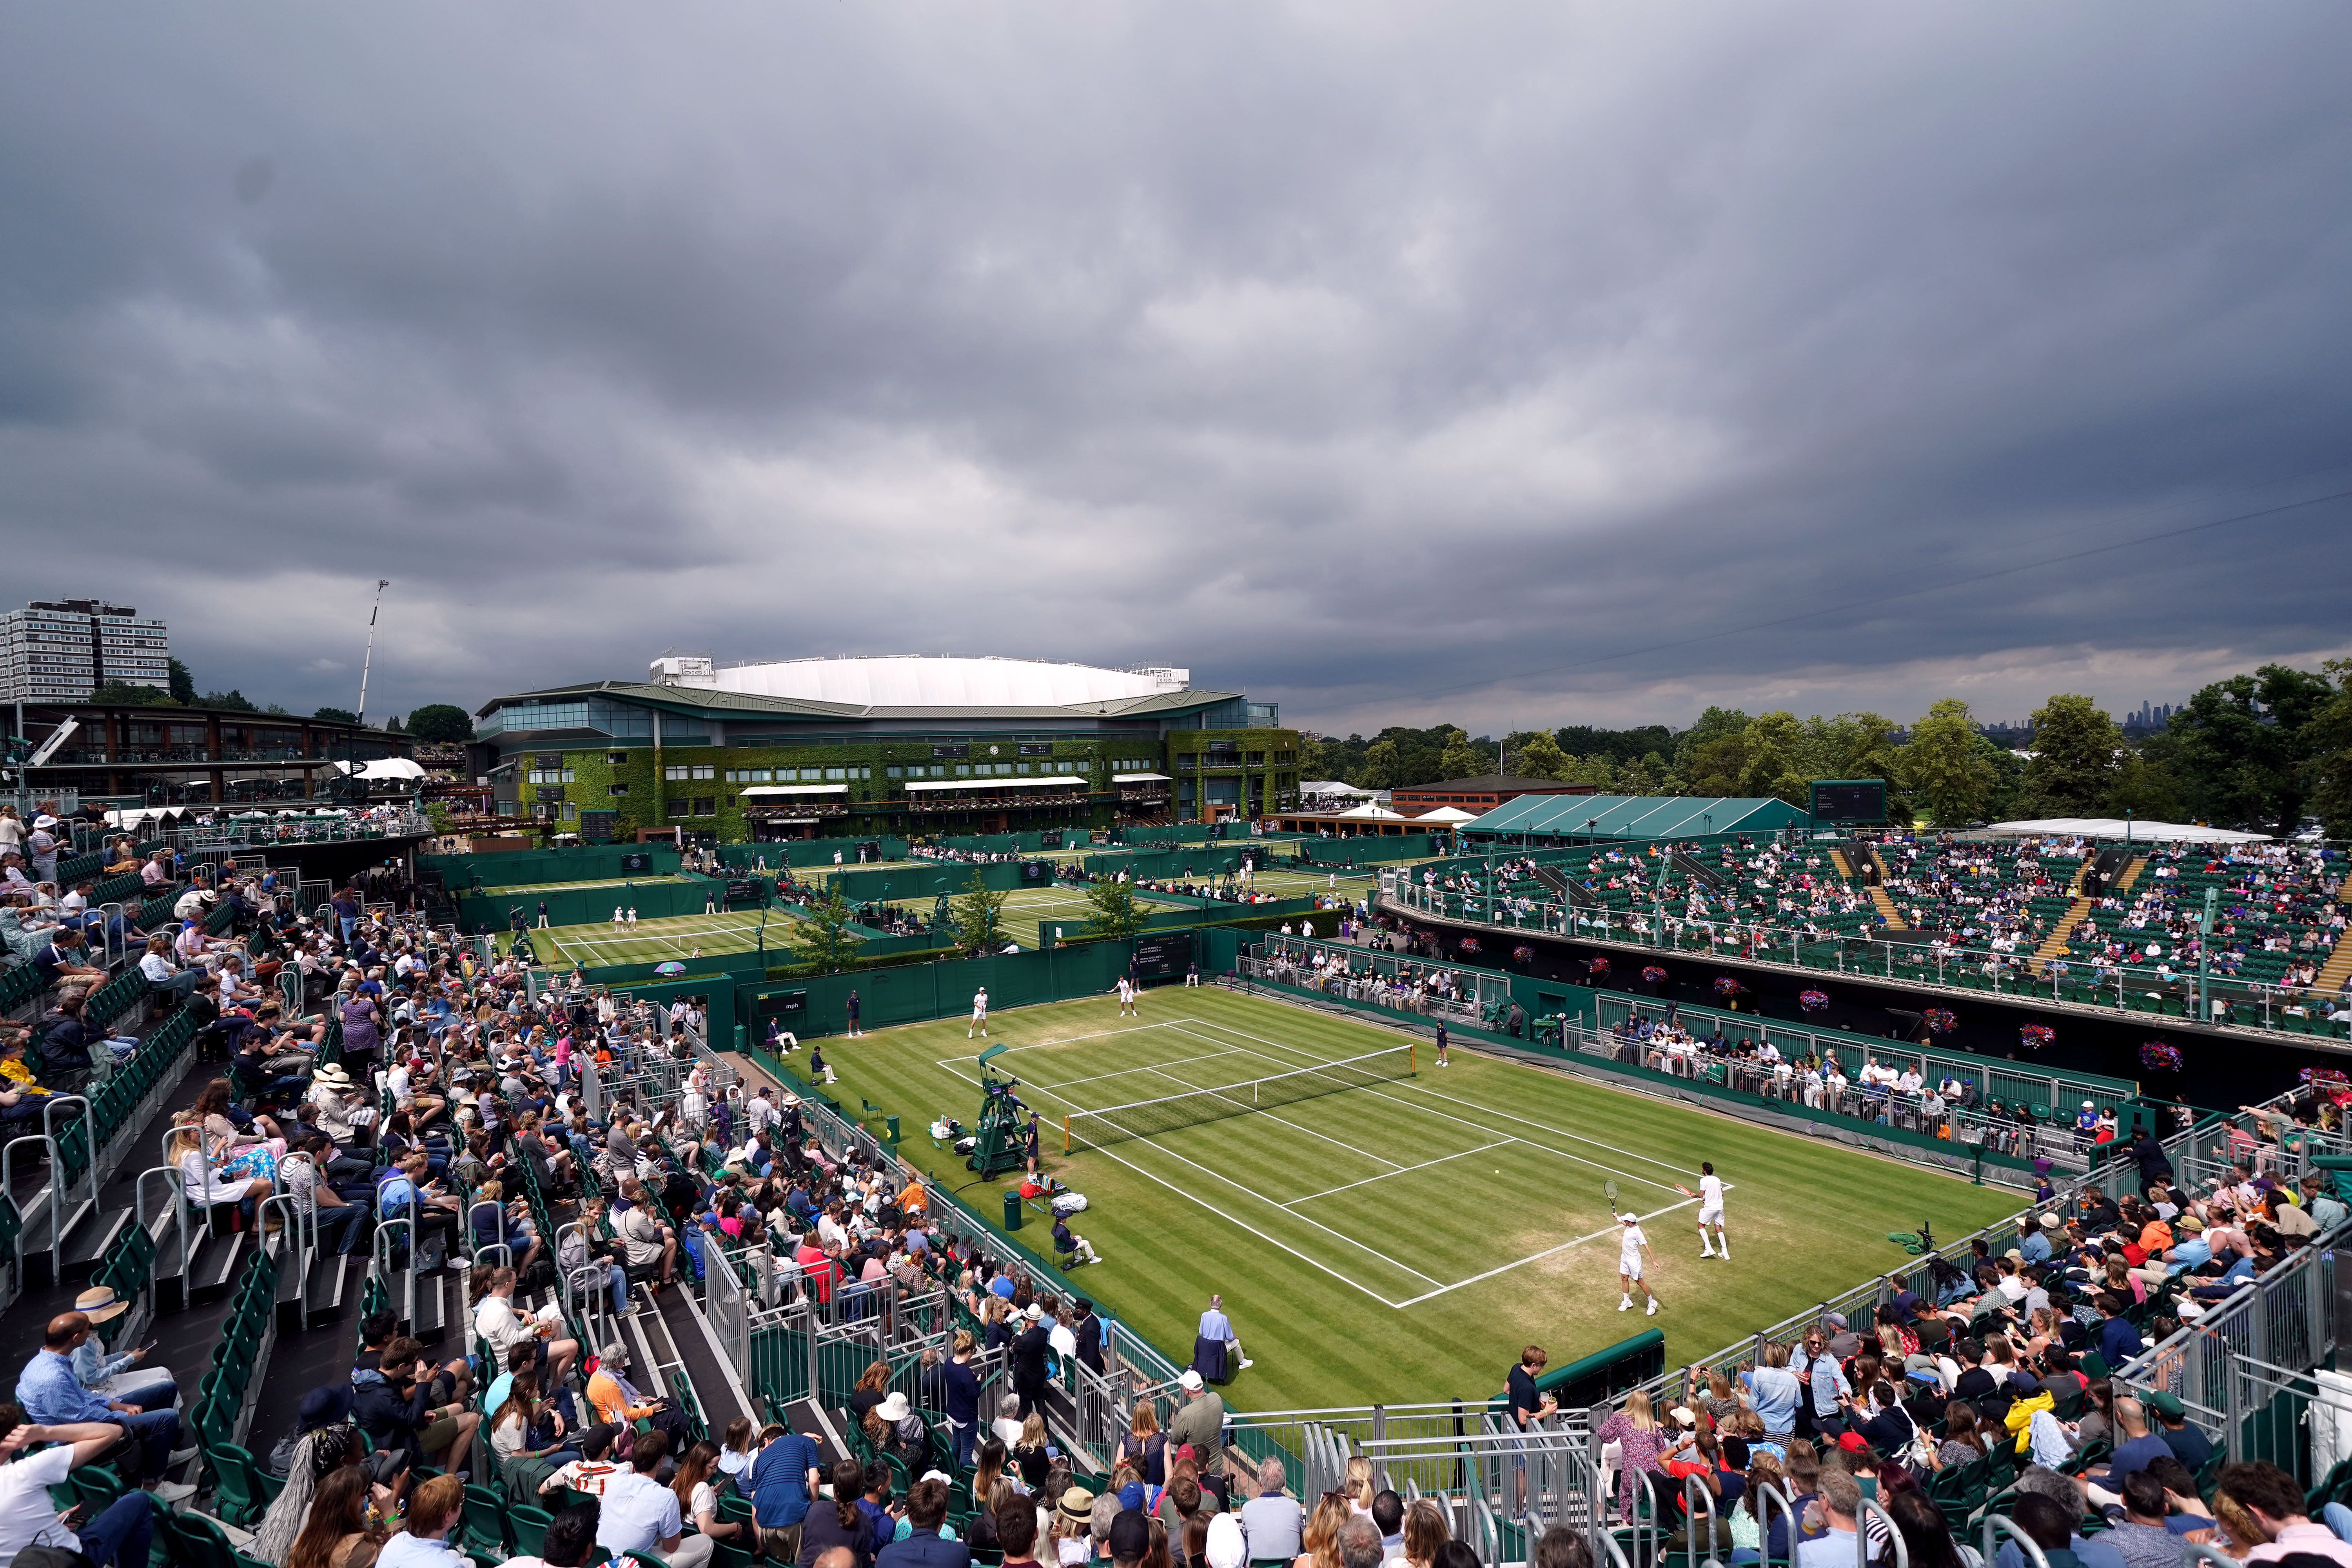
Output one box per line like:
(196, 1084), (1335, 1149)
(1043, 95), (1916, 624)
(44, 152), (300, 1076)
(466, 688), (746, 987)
(75, 655), (477, 742)
(1299, 659), (2352, 837)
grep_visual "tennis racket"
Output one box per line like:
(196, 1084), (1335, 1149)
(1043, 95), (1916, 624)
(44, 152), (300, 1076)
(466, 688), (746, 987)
(1603, 1179), (1620, 1216)
(1671, 1182), (1698, 1198)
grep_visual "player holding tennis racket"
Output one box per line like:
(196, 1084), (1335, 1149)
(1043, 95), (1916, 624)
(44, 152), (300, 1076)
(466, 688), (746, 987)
(1605, 1181), (1659, 1316)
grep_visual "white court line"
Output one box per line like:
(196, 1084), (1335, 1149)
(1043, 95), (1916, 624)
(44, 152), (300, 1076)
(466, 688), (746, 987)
(1156, 1020), (1678, 1192)
(1389, 1195), (1707, 1307)
(941, 1054), (1446, 1289)
(932, 1062), (1421, 1307)
(931, 1011), (1699, 1306)
(1283, 1140), (1515, 1205)
(1014, 1048), (1256, 1094)
(1131, 1060), (1406, 1171)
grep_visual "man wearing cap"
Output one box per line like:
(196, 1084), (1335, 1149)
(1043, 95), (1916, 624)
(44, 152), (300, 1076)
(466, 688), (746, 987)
(67, 1288), (177, 1408)
(1107, 1509), (1151, 1568)
(1011, 1303), (1053, 1418)
(1167, 1371), (1228, 1480)
(2145, 1390), (2214, 1472)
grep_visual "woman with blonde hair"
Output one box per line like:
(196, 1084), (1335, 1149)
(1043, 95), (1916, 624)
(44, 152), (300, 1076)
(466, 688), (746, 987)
(1293, 1492), (1352, 1568)
(1114, 1400), (1168, 1486)
(168, 1112), (275, 1222)
(1593, 1388), (1667, 1523)
(1343, 1454), (1375, 1514)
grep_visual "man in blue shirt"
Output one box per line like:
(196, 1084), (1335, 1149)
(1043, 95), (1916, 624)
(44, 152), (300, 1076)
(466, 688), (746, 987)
(1198, 1293), (1253, 1372)
(751, 1423), (824, 1562)
(18, 1315), (193, 1500)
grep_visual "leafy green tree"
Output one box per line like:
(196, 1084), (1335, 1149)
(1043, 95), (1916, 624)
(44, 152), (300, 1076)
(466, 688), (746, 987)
(1614, 752), (1665, 796)
(166, 657), (197, 705)
(2162, 665), (2335, 834)
(313, 706), (359, 724)
(2021, 695), (2124, 815)
(1083, 877), (1144, 941)
(951, 870), (1011, 956)
(787, 891), (866, 973)
(1675, 707), (1752, 796)
(1737, 711), (1810, 804)
(85, 682), (174, 706)
(2105, 751), (2184, 821)
(1357, 739), (1403, 790)
(1567, 753), (1617, 789)
(1436, 728), (1486, 781)
(1901, 699), (1997, 828)
(406, 704), (477, 744)
(1512, 733), (1572, 780)
(200, 689), (258, 712)
(2307, 661), (2352, 840)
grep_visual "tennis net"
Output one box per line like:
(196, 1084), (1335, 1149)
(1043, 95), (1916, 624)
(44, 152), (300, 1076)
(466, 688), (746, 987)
(1061, 1044), (1415, 1151)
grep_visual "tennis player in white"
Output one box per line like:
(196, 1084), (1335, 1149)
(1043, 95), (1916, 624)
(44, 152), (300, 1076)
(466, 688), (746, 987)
(1697, 1161), (1729, 1259)
(1116, 976), (1137, 1017)
(1618, 1213), (1658, 1315)
(968, 987), (989, 1039)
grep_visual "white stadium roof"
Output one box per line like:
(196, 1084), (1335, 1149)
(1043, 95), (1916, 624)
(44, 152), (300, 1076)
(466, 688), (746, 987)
(1978, 817), (2271, 844)
(651, 654), (1190, 709)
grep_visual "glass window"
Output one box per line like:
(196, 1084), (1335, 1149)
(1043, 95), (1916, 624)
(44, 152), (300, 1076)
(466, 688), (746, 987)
(955, 765), (971, 776)
(607, 783), (628, 797)
(665, 765), (689, 781)
(692, 797), (715, 816)
(824, 767), (846, 781)
(665, 798), (690, 819)
(887, 766), (903, 778)
(692, 764), (715, 781)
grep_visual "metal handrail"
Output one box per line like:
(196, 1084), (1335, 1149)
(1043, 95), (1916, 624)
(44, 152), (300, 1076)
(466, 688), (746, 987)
(1980, 1513), (2048, 1568)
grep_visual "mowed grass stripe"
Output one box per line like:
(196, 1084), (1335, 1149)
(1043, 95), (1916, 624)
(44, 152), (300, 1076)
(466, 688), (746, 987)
(825, 987), (2019, 1409)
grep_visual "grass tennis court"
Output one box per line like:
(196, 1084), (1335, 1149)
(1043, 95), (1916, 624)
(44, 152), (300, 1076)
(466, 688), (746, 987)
(813, 987), (2019, 1410)
(476, 873), (694, 895)
(878, 883), (1193, 929)
(513, 907), (805, 967)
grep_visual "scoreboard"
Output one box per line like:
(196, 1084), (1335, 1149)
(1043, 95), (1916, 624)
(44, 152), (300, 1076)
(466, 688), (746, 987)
(1131, 931), (1193, 979)
(1020, 860), (1052, 883)
(1809, 779), (1887, 825)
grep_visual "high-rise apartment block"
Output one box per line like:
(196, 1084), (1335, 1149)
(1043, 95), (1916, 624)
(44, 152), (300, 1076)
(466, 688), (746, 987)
(0, 599), (171, 702)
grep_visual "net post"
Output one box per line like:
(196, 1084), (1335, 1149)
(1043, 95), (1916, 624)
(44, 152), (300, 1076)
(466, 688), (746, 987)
(1063, 1115), (1072, 1155)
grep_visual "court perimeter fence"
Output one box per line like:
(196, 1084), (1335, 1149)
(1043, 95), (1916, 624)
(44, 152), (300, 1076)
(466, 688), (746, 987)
(731, 1038), (1192, 1466)
(457, 871), (735, 932)
(420, 842), (682, 887)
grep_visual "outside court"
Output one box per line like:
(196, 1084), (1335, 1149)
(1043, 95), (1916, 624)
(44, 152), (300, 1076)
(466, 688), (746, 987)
(813, 985), (2020, 1410)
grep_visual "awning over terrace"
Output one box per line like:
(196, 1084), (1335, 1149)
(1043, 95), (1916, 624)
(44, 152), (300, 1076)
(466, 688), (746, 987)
(904, 775), (1088, 792)
(1978, 817), (2272, 844)
(737, 784), (849, 797)
(1462, 793), (1808, 842)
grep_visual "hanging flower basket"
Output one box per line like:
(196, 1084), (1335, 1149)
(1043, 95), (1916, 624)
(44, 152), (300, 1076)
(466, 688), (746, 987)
(1586, 956), (1610, 975)
(2140, 1042), (2183, 1073)
(1799, 989), (1829, 1012)
(1457, 936), (1481, 955)
(2299, 1066), (2349, 1087)
(1512, 946), (1535, 965)
(1714, 976), (1743, 998)
(1641, 965), (1668, 984)
(2019, 1024), (2054, 1051)
(1922, 1008), (1957, 1035)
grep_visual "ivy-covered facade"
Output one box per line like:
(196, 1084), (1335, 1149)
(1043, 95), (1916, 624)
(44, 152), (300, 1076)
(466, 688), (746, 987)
(474, 679), (1301, 842)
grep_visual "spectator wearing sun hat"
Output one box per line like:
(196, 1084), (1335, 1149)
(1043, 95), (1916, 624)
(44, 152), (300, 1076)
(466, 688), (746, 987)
(67, 1286), (177, 1407)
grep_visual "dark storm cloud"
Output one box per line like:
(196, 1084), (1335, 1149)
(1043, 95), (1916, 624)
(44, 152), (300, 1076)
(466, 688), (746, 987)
(0, 2), (2347, 730)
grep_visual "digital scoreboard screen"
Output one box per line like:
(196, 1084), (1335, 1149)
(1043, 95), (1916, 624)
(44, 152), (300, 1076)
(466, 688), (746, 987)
(724, 878), (757, 902)
(1020, 860), (1052, 883)
(1131, 931), (1193, 979)
(757, 989), (808, 1017)
(1809, 779), (1887, 824)
(619, 851), (653, 873)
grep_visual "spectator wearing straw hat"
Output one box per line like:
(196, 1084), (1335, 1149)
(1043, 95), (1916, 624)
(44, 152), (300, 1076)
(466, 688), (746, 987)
(67, 1287), (176, 1408)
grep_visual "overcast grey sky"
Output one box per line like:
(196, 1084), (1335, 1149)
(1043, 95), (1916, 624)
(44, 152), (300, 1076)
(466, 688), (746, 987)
(3, 3), (2348, 737)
